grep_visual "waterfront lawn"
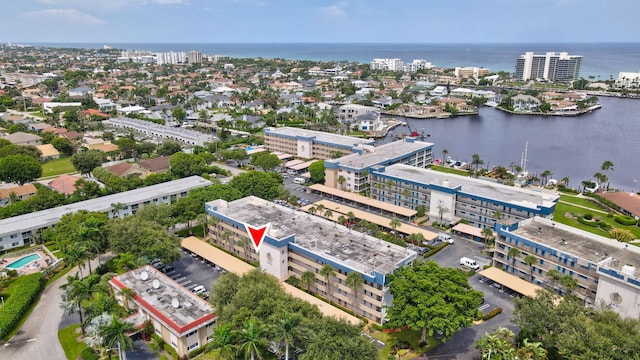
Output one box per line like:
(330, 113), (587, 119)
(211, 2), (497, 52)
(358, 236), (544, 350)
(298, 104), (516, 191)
(58, 324), (88, 360)
(41, 156), (76, 178)
(559, 194), (606, 211)
(431, 165), (469, 177)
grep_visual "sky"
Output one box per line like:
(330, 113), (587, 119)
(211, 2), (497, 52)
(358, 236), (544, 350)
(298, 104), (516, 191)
(1, 0), (639, 44)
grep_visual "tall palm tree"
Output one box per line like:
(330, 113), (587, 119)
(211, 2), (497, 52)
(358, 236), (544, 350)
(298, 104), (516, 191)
(300, 270), (316, 293)
(272, 311), (302, 360)
(601, 160), (614, 190)
(560, 274), (578, 296)
(345, 272), (364, 314)
(346, 211), (356, 227)
(222, 230), (234, 253)
(546, 269), (561, 290)
(237, 238), (250, 260)
(401, 188), (411, 207)
(65, 243), (88, 278)
(307, 205), (317, 218)
(99, 315), (136, 360)
(337, 215), (347, 228)
(337, 175), (346, 190)
(524, 255), (537, 281)
(207, 323), (236, 360)
(60, 275), (94, 336)
(441, 149), (448, 164)
(540, 170), (552, 186)
(507, 247), (521, 274)
(389, 217), (402, 240)
(559, 176), (570, 187)
(323, 209), (334, 226)
(237, 319), (268, 360)
(481, 227), (494, 245)
(319, 265), (336, 304)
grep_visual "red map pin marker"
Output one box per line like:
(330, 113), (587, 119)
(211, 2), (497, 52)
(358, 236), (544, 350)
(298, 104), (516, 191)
(245, 223), (270, 252)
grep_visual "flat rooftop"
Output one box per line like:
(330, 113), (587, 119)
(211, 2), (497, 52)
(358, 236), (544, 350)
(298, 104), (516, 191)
(210, 196), (416, 276)
(512, 217), (640, 271)
(327, 139), (433, 170)
(0, 176), (212, 235)
(110, 266), (214, 334)
(264, 127), (373, 148)
(380, 164), (558, 210)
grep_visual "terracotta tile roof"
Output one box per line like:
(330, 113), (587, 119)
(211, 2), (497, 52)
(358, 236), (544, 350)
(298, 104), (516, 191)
(105, 162), (134, 176)
(0, 184), (38, 199)
(137, 156), (171, 172)
(90, 143), (119, 152)
(48, 174), (81, 195)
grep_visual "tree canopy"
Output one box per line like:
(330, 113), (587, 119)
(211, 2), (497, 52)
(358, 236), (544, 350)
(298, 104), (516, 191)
(229, 170), (284, 200)
(107, 215), (181, 264)
(187, 184), (243, 208)
(386, 260), (483, 344)
(308, 160), (325, 184)
(72, 150), (105, 176)
(170, 152), (206, 178)
(250, 151), (281, 172)
(0, 154), (42, 185)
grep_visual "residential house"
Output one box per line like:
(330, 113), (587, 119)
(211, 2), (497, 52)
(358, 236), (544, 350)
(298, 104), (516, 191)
(137, 156), (172, 174)
(68, 86), (95, 97)
(512, 94), (541, 112)
(2, 132), (41, 146)
(35, 144), (60, 161)
(104, 162), (150, 179)
(0, 184), (38, 207)
(27, 122), (55, 133)
(47, 174), (82, 195)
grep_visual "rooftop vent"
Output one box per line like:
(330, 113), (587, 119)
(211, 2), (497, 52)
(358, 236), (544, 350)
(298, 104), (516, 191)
(621, 265), (636, 277)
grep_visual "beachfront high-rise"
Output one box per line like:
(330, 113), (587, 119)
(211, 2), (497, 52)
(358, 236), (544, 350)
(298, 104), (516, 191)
(515, 52), (582, 82)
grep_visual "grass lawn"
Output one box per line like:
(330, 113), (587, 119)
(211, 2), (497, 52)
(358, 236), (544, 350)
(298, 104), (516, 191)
(559, 194), (606, 211)
(58, 324), (88, 360)
(41, 156), (76, 178)
(196, 350), (220, 360)
(176, 224), (205, 238)
(372, 329), (439, 360)
(431, 165), (469, 177)
(554, 202), (640, 239)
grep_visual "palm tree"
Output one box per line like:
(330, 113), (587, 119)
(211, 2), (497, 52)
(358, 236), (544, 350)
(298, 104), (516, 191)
(99, 315), (136, 360)
(300, 270), (316, 293)
(319, 264), (336, 304)
(60, 275), (94, 336)
(237, 238), (250, 260)
(601, 160), (614, 190)
(560, 274), (578, 296)
(323, 209), (334, 226)
(337, 175), (346, 190)
(272, 311), (302, 360)
(389, 217), (401, 239)
(401, 188), (411, 206)
(237, 319), (268, 360)
(82, 215), (108, 268)
(515, 338), (548, 360)
(110, 202), (127, 218)
(507, 247), (521, 274)
(471, 153), (484, 176)
(546, 269), (561, 290)
(524, 255), (537, 281)
(222, 230), (234, 253)
(540, 170), (552, 186)
(385, 179), (395, 193)
(207, 323), (236, 360)
(481, 227), (494, 245)
(337, 215), (347, 228)
(346, 211), (356, 227)
(345, 272), (364, 314)
(65, 243), (88, 278)
(441, 149), (448, 164)
(560, 176), (570, 187)
(307, 205), (317, 218)
(593, 172), (607, 191)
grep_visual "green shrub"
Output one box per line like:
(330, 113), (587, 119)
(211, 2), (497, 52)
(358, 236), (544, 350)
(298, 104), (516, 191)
(80, 348), (100, 360)
(482, 307), (503, 321)
(423, 243), (448, 258)
(577, 216), (600, 227)
(188, 345), (207, 358)
(615, 215), (638, 226)
(583, 213), (593, 220)
(0, 273), (43, 339)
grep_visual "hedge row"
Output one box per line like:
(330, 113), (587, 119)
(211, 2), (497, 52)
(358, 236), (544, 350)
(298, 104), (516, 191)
(0, 273), (44, 339)
(577, 216), (600, 227)
(423, 243), (448, 258)
(615, 215), (638, 226)
(482, 307), (503, 321)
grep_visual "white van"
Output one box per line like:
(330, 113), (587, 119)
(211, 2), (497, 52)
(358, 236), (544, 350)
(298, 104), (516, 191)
(192, 285), (206, 294)
(293, 177), (306, 185)
(438, 232), (454, 244)
(460, 257), (480, 270)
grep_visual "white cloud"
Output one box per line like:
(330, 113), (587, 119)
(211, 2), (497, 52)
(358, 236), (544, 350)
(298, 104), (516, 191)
(22, 8), (106, 25)
(321, 4), (347, 17)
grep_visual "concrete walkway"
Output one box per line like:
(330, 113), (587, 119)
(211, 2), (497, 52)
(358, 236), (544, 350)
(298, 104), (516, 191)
(0, 256), (109, 360)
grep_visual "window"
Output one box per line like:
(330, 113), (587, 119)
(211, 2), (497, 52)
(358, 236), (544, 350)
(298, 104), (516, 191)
(187, 342), (200, 351)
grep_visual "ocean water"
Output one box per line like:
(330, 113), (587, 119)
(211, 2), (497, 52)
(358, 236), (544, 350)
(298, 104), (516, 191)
(33, 42), (640, 79)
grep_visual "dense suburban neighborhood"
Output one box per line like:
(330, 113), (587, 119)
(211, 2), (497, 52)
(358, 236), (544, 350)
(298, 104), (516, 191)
(0, 43), (639, 360)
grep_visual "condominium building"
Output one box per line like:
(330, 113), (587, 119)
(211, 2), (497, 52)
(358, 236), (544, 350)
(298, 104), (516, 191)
(109, 266), (215, 357)
(369, 164), (557, 228)
(188, 51), (203, 64)
(515, 52), (582, 82)
(155, 51), (187, 65)
(104, 117), (217, 147)
(0, 176), (212, 250)
(338, 104), (378, 122)
(205, 196), (418, 324)
(2, 72), (48, 87)
(370, 58), (403, 71)
(493, 217), (640, 319)
(263, 127), (374, 160)
(324, 138), (434, 194)
(454, 67), (491, 80)
(616, 71), (640, 88)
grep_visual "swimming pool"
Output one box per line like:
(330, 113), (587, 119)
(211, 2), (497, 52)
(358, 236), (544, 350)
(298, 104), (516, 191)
(246, 147), (254, 151)
(5, 253), (42, 269)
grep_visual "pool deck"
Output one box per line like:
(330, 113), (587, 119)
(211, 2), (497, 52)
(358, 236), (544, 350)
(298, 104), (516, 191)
(0, 250), (52, 275)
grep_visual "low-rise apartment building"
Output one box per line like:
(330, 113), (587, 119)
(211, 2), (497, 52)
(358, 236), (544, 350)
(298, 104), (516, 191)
(104, 117), (217, 147)
(370, 164), (557, 229)
(205, 196), (417, 324)
(324, 138), (434, 194)
(493, 217), (640, 319)
(263, 127), (374, 160)
(0, 176), (212, 250)
(109, 266), (215, 357)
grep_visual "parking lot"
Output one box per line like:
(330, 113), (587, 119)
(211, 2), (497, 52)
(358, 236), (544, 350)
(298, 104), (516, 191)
(153, 249), (225, 300)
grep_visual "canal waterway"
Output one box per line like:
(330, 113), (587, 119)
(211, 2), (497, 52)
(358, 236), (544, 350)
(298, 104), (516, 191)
(383, 96), (640, 191)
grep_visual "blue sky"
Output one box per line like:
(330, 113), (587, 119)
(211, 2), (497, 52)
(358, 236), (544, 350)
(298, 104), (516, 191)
(2, 0), (639, 43)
